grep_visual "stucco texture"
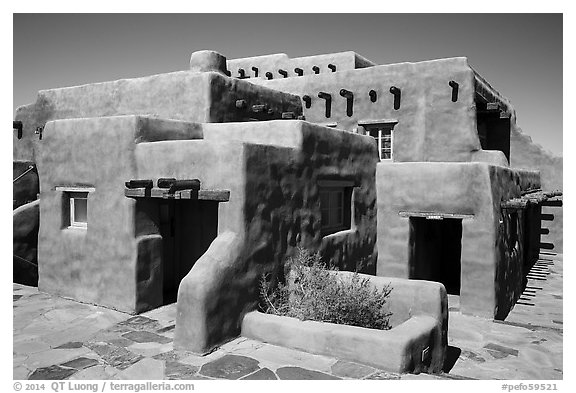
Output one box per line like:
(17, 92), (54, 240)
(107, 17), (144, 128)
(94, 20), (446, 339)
(166, 121), (379, 353)
(247, 57), (480, 163)
(376, 162), (540, 319)
(510, 127), (563, 253)
(35, 116), (213, 313)
(13, 70), (302, 163)
(242, 271), (447, 373)
(335, 271), (447, 372)
(33, 113), (378, 351)
(226, 51), (375, 80)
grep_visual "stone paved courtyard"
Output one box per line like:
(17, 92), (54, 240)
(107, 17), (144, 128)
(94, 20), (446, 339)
(13, 253), (562, 380)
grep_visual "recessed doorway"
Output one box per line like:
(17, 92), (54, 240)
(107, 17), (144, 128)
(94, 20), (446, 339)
(409, 217), (462, 295)
(159, 199), (219, 304)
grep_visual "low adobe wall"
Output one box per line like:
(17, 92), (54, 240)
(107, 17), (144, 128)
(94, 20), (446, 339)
(241, 273), (447, 374)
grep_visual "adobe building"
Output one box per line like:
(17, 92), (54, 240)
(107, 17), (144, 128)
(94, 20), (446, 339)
(13, 49), (562, 354)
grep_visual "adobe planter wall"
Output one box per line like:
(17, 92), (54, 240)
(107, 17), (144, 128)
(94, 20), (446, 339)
(241, 273), (448, 374)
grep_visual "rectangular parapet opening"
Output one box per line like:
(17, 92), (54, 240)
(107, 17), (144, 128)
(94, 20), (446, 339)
(125, 187), (230, 202)
(399, 211), (474, 220)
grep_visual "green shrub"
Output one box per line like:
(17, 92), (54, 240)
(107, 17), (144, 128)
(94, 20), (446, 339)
(260, 247), (392, 330)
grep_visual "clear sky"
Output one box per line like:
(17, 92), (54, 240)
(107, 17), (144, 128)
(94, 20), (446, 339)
(12, 13), (563, 155)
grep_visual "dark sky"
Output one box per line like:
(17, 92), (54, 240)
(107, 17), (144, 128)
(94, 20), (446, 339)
(13, 13), (563, 155)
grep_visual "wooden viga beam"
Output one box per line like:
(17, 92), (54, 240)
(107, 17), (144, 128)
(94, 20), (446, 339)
(501, 198), (529, 209)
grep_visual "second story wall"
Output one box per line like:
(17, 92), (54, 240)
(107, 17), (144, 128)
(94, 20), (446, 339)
(14, 71), (302, 163)
(227, 51), (375, 80)
(250, 57), (481, 163)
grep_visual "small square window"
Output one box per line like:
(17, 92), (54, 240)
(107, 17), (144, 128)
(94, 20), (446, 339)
(69, 192), (88, 228)
(56, 186), (94, 230)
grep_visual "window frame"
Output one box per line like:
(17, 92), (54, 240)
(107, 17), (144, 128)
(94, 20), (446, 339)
(56, 186), (95, 230)
(69, 192), (89, 228)
(318, 180), (354, 236)
(320, 188), (345, 233)
(359, 120), (398, 161)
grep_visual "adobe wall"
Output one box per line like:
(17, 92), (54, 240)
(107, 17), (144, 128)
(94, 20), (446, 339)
(486, 165), (541, 319)
(510, 127), (563, 253)
(247, 57), (481, 163)
(227, 51), (375, 80)
(37, 116), (141, 312)
(14, 72), (210, 162)
(13, 71), (302, 163)
(376, 162), (539, 319)
(165, 121), (378, 352)
(134, 139), (248, 237)
(241, 121), (379, 274)
(207, 73), (302, 123)
(35, 116), (205, 313)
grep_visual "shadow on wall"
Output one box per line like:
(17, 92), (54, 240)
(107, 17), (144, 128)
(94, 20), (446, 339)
(134, 197), (220, 311)
(14, 161), (39, 210)
(242, 139), (377, 281)
(242, 154), (313, 293)
(320, 234), (377, 275)
(510, 127), (563, 253)
(14, 161), (40, 286)
(442, 346), (462, 373)
(495, 209), (525, 320)
(14, 200), (40, 286)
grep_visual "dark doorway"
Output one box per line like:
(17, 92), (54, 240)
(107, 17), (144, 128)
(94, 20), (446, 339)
(159, 200), (219, 304)
(409, 217), (462, 295)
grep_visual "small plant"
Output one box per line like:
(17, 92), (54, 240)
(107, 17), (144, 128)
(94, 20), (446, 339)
(259, 247), (392, 330)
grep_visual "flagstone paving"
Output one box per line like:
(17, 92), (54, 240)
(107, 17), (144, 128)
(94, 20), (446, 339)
(13, 254), (562, 380)
(445, 254), (563, 380)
